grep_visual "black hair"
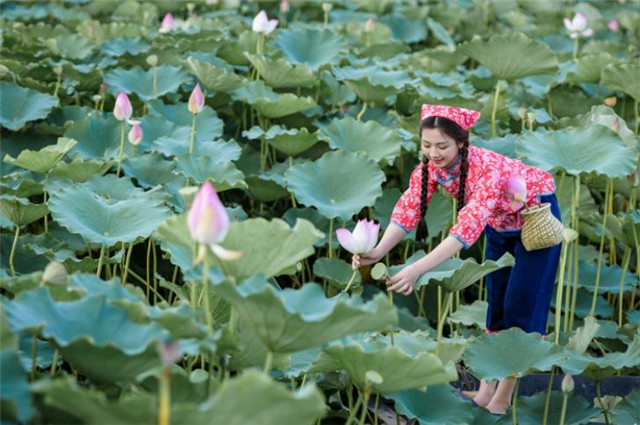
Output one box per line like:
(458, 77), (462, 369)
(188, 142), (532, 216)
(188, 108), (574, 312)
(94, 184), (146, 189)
(415, 116), (470, 242)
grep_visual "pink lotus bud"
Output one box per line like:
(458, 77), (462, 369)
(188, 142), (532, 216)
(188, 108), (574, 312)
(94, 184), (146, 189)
(608, 19), (619, 32)
(561, 373), (574, 393)
(188, 83), (204, 114)
(156, 341), (181, 367)
(365, 18), (375, 33)
(127, 120), (143, 146)
(280, 0), (290, 14)
(159, 13), (176, 33)
(113, 91), (132, 121)
(336, 219), (380, 254)
(187, 181), (242, 260)
(252, 10), (278, 34)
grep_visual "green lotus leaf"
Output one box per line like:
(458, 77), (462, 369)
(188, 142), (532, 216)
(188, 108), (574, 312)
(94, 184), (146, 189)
(427, 18), (454, 46)
(282, 207), (334, 248)
(3, 137), (76, 174)
(448, 300), (488, 330)
(322, 117), (403, 164)
(601, 61), (640, 102)
(457, 32), (558, 80)
(217, 30), (259, 66)
(149, 100), (224, 141)
(516, 126), (637, 178)
(246, 54), (317, 89)
(568, 53), (617, 84)
(243, 125), (322, 156)
(212, 278), (397, 353)
(64, 114), (124, 160)
(518, 390), (600, 425)
(285, 151), (386, 221)
(560, 336), (640, 377)
(227, 319), (290, 371)
(50, 158), (113, 182)
(104, 65), (191, 102)
(276, 28), (348, 71)
(157, 215), (323, 281)
(605, 211), (640, 248)
(313, 257), (361, 290)
(0, 196), (48, 227)
(565, 316), (600, 355)
(391, 252), (515, 293)
(48, 175), (172, 246)
(1, 173), (43, 198)
(313, 341), (457, 393)
(0, 351), (35, 424)
(43, 34), (94, 59)
(611, 389), (640, 425)
(232, 81), (317, 118)
(388, 385), (474, 425)
(100, 37), (150, 56)
(573, 105), (638, 149)
(0, 82), (59, 131)
(175, 154), (246, 192)
(4, 287), (171, 383)
(333, 66), (411, 103)
(380, 13), (427, 44)
(464, 327), (567, 380)
(577, 260), (637, 294)
(245, 175), (288, 202)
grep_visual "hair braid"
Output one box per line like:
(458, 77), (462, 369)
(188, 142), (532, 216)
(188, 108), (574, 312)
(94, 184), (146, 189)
(456, 137), (470, 216)
(415, 157), (429, 242)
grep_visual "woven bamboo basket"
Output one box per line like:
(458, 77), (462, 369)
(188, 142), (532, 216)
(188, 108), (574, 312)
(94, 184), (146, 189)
(521, 203), (565, 251)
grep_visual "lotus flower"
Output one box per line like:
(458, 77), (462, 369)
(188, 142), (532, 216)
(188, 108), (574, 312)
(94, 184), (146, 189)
(280, 0), (290, 14)
(563, 12), (594, 39)
(159, 13), (176, 33)
(608, 19), (619, 32)
(505, 174), (528, 211)
(188, 181), (242, 261)
(113, 91), (132, 121)
(365, 17), (375, 33)
(127, 120), (143, 146)
(188, 83), (204, 114)
(252, 10), (278, 34)
(561, 373), (574, 393)
(336, 219), (380, 254)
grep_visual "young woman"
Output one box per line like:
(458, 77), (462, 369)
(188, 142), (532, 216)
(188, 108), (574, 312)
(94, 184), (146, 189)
(352, 104), (562, 414)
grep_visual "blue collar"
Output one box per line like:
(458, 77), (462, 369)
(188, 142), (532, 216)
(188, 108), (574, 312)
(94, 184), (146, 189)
(434, 153), (461, 184)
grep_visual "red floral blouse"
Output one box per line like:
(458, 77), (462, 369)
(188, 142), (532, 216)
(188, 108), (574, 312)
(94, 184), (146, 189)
(390, 145), (556, 248)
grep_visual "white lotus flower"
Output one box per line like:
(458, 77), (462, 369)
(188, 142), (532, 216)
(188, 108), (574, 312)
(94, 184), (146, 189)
(563, 12), (594, 39)
(252, 10), (278, 34)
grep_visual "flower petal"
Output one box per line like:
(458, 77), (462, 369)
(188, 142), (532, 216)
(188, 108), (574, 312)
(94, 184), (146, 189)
(563, 17), (573, 31)
(252, 10), (268, 33)
(336, 228), (357, 254)
(210, 244), (244, 261)
(573, 12), (587, 31)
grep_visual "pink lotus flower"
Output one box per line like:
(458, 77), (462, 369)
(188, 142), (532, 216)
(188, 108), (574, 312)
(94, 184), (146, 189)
(252, 10), (278, 34)
(280, 0), (290, 14)
(188, 181), (242, 260)
(505, 174), (527, 211)
(127, 120), (143, 146)
(563, 12), (594, 39)
(159, 13), (176, 33)
(365, 18), (375, 33)
(188, 83), (204, 114)
(608, 19), (619, 32)
(113, 91), (132, 121)
(336, 219), (380, 254)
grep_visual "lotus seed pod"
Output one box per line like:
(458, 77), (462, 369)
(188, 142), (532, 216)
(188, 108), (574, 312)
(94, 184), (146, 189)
(146, 55), (158, 66)
(604, 96), (617, 107)
(322, 2), (332, 13)
(561, 373), (574, 393)
(526, 112), (537, 123)
(53, 66), (63, 75)
(371, 263), (388, 280)
(365, 370), (383, 386)
(42, 261), (68, 286)
(517, 108), (527, 120)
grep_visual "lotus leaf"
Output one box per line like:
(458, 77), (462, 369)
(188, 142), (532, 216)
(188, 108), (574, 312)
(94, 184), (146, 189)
(0, 82), (59, 131)
(48, 175), (171, 246)
(184, 57), (244, 92)
(212, 278), (397, 353)
(99, 37), (150, 56)
(517, 391), (601, 425)
(276, 28), (348, 71)
(515, 126), (637, 178)
(605, 212), (640, 248)
(601, 62), (640, 102)
(388, 385), (474, 425)
(560, 336), (640, 377)
(577, 260), (637, 294)
(463, 327), (567, 380)
(64, 114), (124, 160)
(0, 351), (35, 424)
(282, 207), (333, 248)
(3, 137), (76, 174)
(121, 153), (179, 187)
(285, 151), (385, 221)
(566, 316), (600, 355)
(333, 66), (411, 103)
(457, 32), (558, 80)
(43, 35), (93, 59)
(0, 196), (48, 227)
(448, 300), (488, 330)
(149, 100), (224, 141)
(568, 53), (617, 84)
(1, 173), (43, 198)
(175, 154), (246, 191)
(50, 158), (113, 182)
(427, 18), (454, 46)
(104, 65), (191, 102)
(313, 257), (361, 290)
(320, 117), (403, 164)
(243, 125), (322, 156)
(246, 54), (317, 89)
(380, 13), (427, 43)
(610, 389), (640, 425)
(232, 81), (317, 118)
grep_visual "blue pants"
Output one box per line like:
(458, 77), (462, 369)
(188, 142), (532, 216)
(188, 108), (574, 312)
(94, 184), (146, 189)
(484, 194), (561, 335)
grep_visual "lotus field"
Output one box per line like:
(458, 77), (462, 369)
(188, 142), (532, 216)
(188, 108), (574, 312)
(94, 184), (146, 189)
(2, 0), (640, 424)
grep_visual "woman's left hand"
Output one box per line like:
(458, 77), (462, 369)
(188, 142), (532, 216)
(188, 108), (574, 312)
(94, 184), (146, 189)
(386, 264), (421, 296)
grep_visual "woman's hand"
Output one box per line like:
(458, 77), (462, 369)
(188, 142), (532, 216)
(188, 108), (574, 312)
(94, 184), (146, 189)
(386, 264), (421, 296)
(352, 247), (384, 269)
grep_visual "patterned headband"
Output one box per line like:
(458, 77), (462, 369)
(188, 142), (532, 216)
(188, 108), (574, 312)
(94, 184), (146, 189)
(420, 104), (481, 130)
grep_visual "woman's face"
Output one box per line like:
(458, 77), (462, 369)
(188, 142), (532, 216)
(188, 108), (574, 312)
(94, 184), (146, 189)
(420, 127), (462, 169)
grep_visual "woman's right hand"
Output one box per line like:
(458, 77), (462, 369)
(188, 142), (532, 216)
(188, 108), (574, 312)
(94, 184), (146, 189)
(352, 247), (383, 270)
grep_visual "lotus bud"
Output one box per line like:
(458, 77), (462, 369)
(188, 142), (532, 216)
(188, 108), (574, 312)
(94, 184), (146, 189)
(159, 13), (176, 33)
(146, 54), (158, 67)
(608, 19), (619, 32)
(188, 83), (205, 114)
(561, 373), (574, 393)
(280, 0), (290, 14)
(127, 120), (143, 146)
(157, 341), (181, 367)
(336, 219), (380, 255)
(252, 10), (279, 35)
(42, 261), (68, 286)
(604, 96), (617, 107)
(113, 91), (133, 121)
(365, 18), (375, 33)
(322, 2), (332, 13)
(505, 174), (527, 211)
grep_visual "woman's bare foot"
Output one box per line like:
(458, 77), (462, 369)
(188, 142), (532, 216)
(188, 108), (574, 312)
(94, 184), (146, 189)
(472, 379), (497, 407)
(485, 379), (517, 415)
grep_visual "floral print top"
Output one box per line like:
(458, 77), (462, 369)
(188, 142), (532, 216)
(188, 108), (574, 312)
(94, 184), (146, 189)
(390, 145), (556, 248)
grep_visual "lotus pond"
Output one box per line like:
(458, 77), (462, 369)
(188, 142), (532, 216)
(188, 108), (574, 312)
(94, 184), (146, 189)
(1, 0), (640, 424)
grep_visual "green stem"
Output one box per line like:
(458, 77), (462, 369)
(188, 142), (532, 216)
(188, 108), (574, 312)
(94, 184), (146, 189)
(152, 237), (158, 304)
(44, 174), (49, 233)
(289, 156), (297, 207)
(9, 226), (20, 277)
(202, 246), (214, 335)
(491, 80), (501, 137)
(117, 120), (125, 177)
(568, 175), (580, 330)
(50, 349), (59, 376)
(356, 102), (367, 121)
(572, 38), (579, 61)
(511, 377), (520, 425)
(592, 179), (611, 316)
(542, 366), (555, 425)
(618, 247), (632, 327)
(323, 11), (328, 29)
(328, 218), (334, 258)
(555, 241), (570, 344)
(189, 113), (197, 154)
(53, 73), (62, 98)
(596, 381), (611, 425)
(344, 270), (358, 292)
(30, 335), (38, 381)
(436, 292), (453, 356)
(634, 100), (639, 134)
(358, 389), (371, 425)
(373, 393), (380, 425)
(146, 237), (152, 300)
(264, 350), (273, 375)
(96, 245), (105, 277)
(153, 66), (158, 98)
(559, 392), (569, 425)
(345, 389), (363, 425)
(122, 242), (134, 285)
(388, 291), (395, 346)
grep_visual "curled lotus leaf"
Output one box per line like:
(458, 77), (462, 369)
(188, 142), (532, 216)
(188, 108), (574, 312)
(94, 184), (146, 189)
(50, 158), (113, 182)
(243, 125), (322, 156)
(568, 53), (617, 84)
(104, 65), (191, 102)
(0, 195), (48, 227)
(64, 114), (125, 161)
(149, 100), (224, 141)
(99, 37), (151, 56)
(0, 350), (35, 424)
(0, 82), (59, 131)
(601, 61), (640, 102)
(232, 81), (317, 118)
(3, 137), (76, 174)
(275, 28), (348, 71)
(245, 54), (317, 89)
(560, 337), (640, 378)
(175, 154), (246, 192)
(313, 257), (361, 291)
(388, 385), (474, 425)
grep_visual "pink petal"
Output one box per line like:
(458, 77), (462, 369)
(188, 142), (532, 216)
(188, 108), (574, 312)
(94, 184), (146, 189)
(128, 122), (143, 145)
(336, 228), (357, 254)
(563, 17), (573, 32)
(188, 83), (204, 114)
(608, 19), (619, 31)
(505, 174), (527, 202)
(160, 13), (175, 33)
(114, 91), (132, 121)
(582, 28), (594, 37)
(252, 10), (268, 33)
(573, 12), (587, 31)
(265, 19), (279, 34)
(187, 181), (229, 245)
(210, 244), (244, 261)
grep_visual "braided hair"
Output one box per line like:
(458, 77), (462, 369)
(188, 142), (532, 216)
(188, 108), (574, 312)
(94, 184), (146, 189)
(415, 116), (470, 242)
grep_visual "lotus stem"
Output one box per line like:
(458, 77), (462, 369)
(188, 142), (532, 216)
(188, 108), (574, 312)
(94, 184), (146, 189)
(559, 390), (569, 425)
(121, 242), (134, 285)
(618, 247), (631, 327)
(634, 100), (639, 134)
(44, 175), (49, 233)
(491, 80), (501, 137)
(158, 367), (171, 425)
(592, 179), (612, 317)
(53, 72), (62, 98)
(344, 270), (358, 292)
(189, 113), (197, 155)
(96, 245), (105, 277)
(126, 268), (169, 303)
(373, 393), (380, 425)
(345, 388), (363, 425)
(572, 38), (579, 61)
(289, 156), (297, 208)
(9, 226), (20, 277)
(596, 381), (611, 425)
(202, 246), (214, 335)
(568, 175), (581, 330)
(328, 218), (334, 258)
(152, 237), (158, 303)
(436, 292), (453, 356)
(30, 335), (38, 381)
(152, 65), (158, 98)
(146, 237), (153, 300)
(511, 377), (520, 425)
(555, 241), (570, 344)
(264, 350), (273, 375)
(358, 387), (371, 425)
(50, 349), (58, 376)
(388, 291), (395, 345)
(323, 10), (329, 29)
(542, 366), (555, 425)
(116, 120), (125, 177)
(356, 102), (367, 121)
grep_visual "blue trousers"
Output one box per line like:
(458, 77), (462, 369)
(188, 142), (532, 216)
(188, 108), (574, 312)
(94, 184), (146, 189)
(484, 194), (561, 335)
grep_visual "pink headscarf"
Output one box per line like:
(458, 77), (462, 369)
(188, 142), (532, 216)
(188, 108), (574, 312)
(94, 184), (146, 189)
(421, 104), (481, 130)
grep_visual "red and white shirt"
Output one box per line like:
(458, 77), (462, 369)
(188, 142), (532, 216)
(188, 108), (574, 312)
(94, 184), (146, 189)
(390, 145), (556, 248)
